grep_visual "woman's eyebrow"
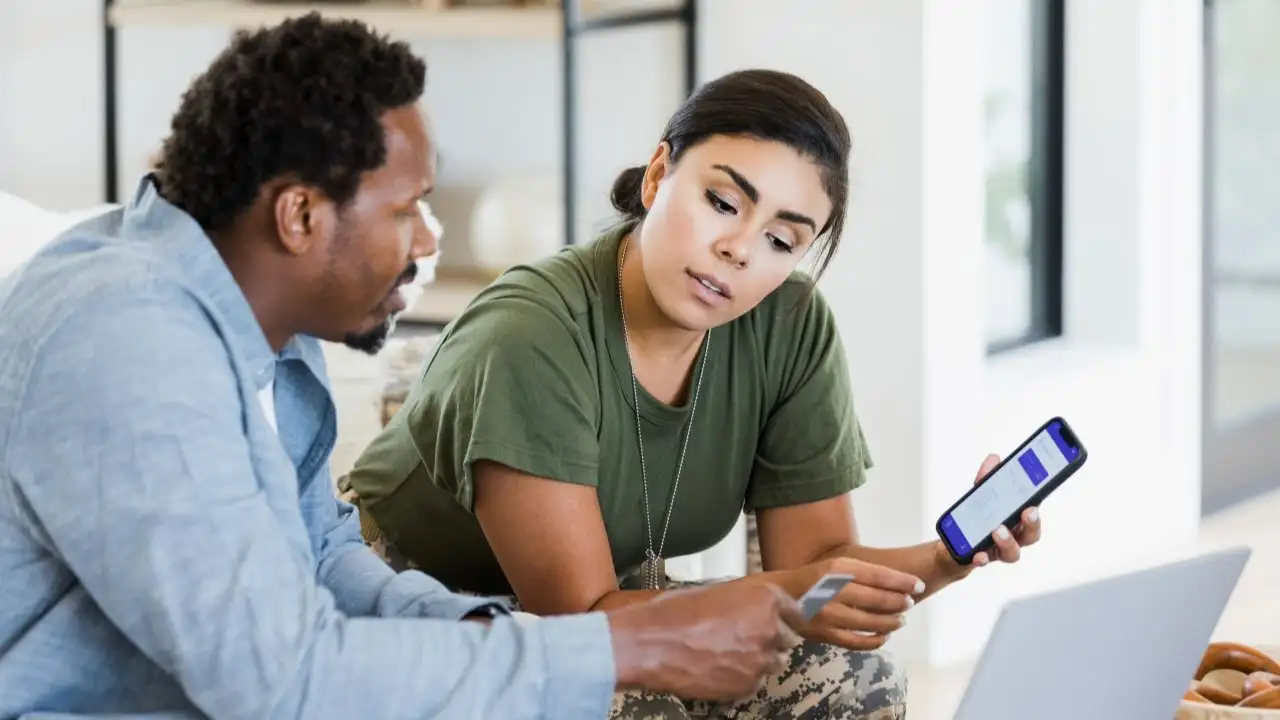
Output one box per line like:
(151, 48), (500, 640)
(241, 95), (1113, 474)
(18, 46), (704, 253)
(712, 163), (817, 232)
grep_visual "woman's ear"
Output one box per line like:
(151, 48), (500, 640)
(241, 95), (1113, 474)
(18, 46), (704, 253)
(640, 141), (672, 211)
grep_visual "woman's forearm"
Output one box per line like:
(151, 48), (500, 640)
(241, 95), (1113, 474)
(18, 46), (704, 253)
(586, 572), (793, 613)
(588, 588), (662, 612)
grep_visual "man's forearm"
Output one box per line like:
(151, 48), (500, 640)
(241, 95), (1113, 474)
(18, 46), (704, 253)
(816, 541), (962, 601)
(306, 471), (511, 621)
(319, 538), (510, 620)
(281, 612), (617, 719)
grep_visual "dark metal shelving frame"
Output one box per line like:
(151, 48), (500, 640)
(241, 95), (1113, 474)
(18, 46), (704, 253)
(100, 0), (698, 253)
(560, 1), (696, 245)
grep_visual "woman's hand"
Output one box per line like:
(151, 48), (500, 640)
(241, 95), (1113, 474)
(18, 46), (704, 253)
(777, 557), (926, 651)
(936, 453), (1045, 576)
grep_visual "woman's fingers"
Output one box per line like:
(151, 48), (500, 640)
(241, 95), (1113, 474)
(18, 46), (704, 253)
(818, 598), (907, 635)
(821, 627), (892, 651)
(836, 581), (915, 614)
(832, 559), (925, 596)
(991, 525), (1022, 563)
(1016, 506), (1042, 546)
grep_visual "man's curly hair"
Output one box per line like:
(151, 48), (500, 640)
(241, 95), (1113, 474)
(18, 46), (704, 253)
(153, 13), (426, 234)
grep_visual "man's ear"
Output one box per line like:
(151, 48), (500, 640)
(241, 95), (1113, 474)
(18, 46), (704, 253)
(273, 185), (331, 255)
(640, 141), (673, 211)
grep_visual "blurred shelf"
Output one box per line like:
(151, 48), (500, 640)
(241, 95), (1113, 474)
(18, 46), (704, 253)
(107, 1), (562, 39)
(98, 0), (696, 252)
(400, 274), (490, 328)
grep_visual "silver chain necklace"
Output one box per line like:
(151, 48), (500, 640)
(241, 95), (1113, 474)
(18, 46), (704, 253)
(617, 237), (710, 591)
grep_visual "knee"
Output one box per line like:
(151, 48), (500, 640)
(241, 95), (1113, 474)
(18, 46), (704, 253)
(797, 644), (908, 720)
(844, 647), (907, 718)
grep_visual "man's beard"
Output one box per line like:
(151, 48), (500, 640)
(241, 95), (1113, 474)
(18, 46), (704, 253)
(342, 261), (418, 355)
(343, 316), (395, 355)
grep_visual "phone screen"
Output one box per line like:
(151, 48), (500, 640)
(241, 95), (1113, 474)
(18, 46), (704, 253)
(938, 420), (1081, 558)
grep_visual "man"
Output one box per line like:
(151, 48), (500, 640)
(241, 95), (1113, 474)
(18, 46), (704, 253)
(0, 14), (804, 719)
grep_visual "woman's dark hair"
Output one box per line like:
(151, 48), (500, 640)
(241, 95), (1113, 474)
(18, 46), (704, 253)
(610, 68), (852, 280)
(153, 13), (426, 234)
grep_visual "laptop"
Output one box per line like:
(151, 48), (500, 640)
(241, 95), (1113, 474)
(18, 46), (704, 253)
(952, 546), (1251, 720)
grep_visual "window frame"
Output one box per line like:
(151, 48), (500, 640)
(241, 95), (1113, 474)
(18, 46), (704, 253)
(986, 0), (1067, 355)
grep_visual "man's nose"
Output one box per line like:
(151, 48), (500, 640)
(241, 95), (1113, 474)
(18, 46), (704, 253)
(413, 200), (443, 260)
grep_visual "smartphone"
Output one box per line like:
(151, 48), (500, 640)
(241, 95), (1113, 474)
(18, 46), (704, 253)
(798, 573), (855, 620)
(935, 416), (1088, 566)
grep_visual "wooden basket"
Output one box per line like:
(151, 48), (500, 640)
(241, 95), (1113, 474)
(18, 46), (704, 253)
(1176, 645), (1280, 719)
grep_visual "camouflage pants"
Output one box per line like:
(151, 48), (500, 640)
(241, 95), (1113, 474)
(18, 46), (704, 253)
(614, 640), (906, 712)
(610, 641), (905, 719)
(509, 582), (906, 720)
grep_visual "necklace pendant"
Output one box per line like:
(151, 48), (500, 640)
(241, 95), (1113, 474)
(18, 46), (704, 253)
(642, 549), (666, 590)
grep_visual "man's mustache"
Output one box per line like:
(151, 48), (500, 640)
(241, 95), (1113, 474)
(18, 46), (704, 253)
(397, 262), (418, 287)
(388, 256), (437, 316)
(406, 253), (440, 288)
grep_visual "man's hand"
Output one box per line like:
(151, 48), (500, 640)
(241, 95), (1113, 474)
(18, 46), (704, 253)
(606, 582), (803, 701)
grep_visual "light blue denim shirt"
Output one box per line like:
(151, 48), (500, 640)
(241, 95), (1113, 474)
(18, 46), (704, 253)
(0, 176), (617, 719)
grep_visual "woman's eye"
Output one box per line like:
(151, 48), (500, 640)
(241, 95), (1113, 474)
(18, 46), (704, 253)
(768, 234), (795, 254)
(705, 190), (736, 214)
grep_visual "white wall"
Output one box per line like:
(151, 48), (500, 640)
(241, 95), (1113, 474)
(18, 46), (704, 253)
(0, 0), (1205, 670)
(0, 0), (106, 210)
(922, 0), (1204, 667)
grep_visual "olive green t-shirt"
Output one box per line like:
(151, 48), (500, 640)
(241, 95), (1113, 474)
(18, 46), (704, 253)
(347, 222), (873, 595)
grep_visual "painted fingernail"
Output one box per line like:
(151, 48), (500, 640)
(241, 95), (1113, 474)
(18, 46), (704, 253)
(905, 595), (915, 609)
(899, 614), (908, 627)
(1028, 508), (1040, 523)
(913, 579), (926, 594)
(994, 526), (1010, 540)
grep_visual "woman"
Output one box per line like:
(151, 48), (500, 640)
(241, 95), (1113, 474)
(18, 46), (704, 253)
(345, 68), (1041, 719)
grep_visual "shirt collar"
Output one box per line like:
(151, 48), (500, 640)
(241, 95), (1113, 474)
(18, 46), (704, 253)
(121, 174), (279, 390)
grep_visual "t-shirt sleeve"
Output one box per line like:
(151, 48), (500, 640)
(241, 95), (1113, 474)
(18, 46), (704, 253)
(745, 284), (872, 511)
(403, 292), (600, 513)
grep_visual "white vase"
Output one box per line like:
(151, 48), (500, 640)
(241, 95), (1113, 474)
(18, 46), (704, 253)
(468, 175), (565, 275)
